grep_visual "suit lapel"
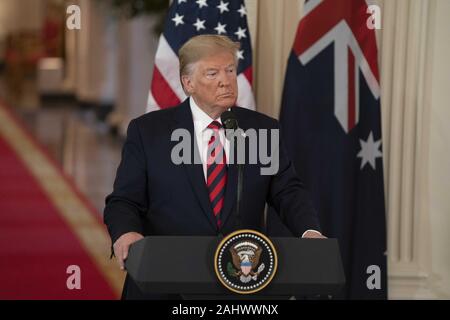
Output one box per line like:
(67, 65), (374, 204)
(172, 100), (218, 231)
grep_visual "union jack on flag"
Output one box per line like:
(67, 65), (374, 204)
(147, 0), (255, 112)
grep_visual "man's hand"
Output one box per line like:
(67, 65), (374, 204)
(303, 230), (327, 239)
(113, 232), (144, 270)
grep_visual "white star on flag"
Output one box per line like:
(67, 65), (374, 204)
(234, 27), (247, 40)
(178, 0), (187, 4)
(237, 4), (247, 17)
(357, 131), (382, 170)
(237, 50), (244, 60)
(214, 22), (227, 35)
(193, 18), (206, 31)
(196, 0), (208, 9)
(217, 1), (230, 14)
(172, 13), (184, 26)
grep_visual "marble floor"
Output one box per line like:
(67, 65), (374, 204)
(0, 76), (123, 215)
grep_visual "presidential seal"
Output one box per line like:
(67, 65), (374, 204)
(214, 229), (278, 294)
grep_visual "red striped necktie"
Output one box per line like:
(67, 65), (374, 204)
(206, 121), (227, 228)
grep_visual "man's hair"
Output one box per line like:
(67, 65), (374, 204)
(178, 34), (241, 81)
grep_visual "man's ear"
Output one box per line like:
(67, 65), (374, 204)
(181, 75), (194, 95)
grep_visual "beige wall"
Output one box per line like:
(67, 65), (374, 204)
(0, 0), (43, 36)
(254, 0), (302, 118)
(428, 0), (450, 298)
(115, 16), (159, 135)
(75, 0), (117, 103)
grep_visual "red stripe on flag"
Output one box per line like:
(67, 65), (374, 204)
(243, 66), (253, 85)
(351, 0), (379, 81)
(150, 66), (181, 109)
(348, 48), (356, 131)
(293, 0), (339, 56)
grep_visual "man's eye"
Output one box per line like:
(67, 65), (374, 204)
(207, 72), (217, 77)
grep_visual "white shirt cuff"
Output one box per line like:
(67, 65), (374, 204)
(301, 229), (322, 238)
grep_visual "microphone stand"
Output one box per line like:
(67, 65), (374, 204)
(236, 152), (244, 230)
(221, 110), (244, 231)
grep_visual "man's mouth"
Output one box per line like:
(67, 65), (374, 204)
(219, 93), (233, 98)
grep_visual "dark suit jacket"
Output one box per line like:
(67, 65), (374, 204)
(104, 99), (320, 299)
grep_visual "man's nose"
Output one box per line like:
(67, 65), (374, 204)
(218, 71), (231, 87)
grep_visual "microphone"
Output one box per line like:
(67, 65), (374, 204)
(221, 110), (246, 138)
(221, 110), (238, 130)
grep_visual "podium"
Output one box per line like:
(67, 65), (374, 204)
(125, 236), (345, 299)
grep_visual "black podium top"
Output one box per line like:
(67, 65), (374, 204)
(125, 236), (345, 297)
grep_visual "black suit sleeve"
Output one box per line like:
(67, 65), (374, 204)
(267, 122), (321, 237)
(104, 119), (148, 244)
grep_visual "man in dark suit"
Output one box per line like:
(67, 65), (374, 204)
(104, 34), (325, 299)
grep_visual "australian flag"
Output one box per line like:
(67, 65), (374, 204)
(279, 0), (387, 299)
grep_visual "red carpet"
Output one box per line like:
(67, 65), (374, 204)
(0, 101), (123, 299)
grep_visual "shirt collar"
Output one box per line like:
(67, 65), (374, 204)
(189, 96), (223, 132)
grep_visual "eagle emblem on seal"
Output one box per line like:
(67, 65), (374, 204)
(227, 241), (266, 283)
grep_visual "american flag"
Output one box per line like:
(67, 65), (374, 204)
(146, 0), (255, 112)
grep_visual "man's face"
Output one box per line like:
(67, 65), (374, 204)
(183, 51), (238, 113)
